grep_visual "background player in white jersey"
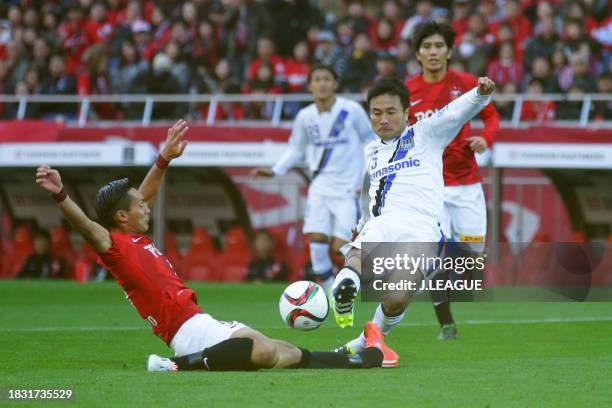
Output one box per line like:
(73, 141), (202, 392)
(252, 63), (376, 293)
(331, 77), (495, 366)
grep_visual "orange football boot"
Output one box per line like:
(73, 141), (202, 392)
(364, 321), (398, 368)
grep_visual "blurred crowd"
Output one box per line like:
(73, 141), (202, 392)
(0, 0), (610, 121)
(3, 223), (303, 282)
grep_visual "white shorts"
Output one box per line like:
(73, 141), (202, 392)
(341, 214), (444, 278)
(342, 214), (444, 252)
(440, 183), (487, 251)
(303, 193), (359, 241)
(170, 313), (246, 356)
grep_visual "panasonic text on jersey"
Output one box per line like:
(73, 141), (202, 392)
(369, 158), (421, 179)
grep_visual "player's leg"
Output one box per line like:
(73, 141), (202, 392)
(152, 323), (293, 371)
(337, 250), (425, 350)
(331, 247), (361, 328)
(336, 240), (442, 366)
(304, 193), (335, 293)
(329, 196), (359, 256)
(152, 324), (385, 371)
(335, 268), (423, 367)
(431, 195), (456, 339)
(331, 216), (386, 328)
(436, 183), (488, 339)
(308, 232), (335, 293)
(449, 183), (487, 301)
(147, 314), (253, 371)
(230, 327), (383, 369)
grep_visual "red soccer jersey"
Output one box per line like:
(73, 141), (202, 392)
(98, 232), (202, 345)
(406, 69), (500, 185)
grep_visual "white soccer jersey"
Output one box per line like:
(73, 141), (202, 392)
(363, 88), (492, 239)
(272, 96), (376, 198)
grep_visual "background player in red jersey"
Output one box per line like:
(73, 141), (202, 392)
(406, 21), (500, 340)
(35, 119), (387, 372)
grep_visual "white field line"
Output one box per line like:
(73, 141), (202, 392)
(1, 316), (612, 332)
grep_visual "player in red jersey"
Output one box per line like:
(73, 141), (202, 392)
(406, 21), (500, 340)
(35, 119), (388, 371)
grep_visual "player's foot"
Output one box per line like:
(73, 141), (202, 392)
(146, 354), (178, 372)
(332, 335), (366, 354)
(364, 321), (398, 368)
(333, 278), (357, 328)
(437, 323), (458, 340)
(348, 347), (384, 369)
(333, 345), (355, 354)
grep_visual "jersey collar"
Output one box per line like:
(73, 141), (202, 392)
(380, 125), (410, 144)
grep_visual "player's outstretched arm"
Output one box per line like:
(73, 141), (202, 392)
(467, 79), (500, 153)
(250, 141), (305, 179)
(420, 77), (496, 149)
(250, 167), (275, 178)
(251, 111), (308, 178)
(36, 165), (112, 253)
(139, 119), (189, 207)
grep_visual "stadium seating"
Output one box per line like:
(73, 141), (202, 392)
(183, 228), (219, 281)
(50, 226), (77, 279)
(218, 227), (251, 282)
(3, 225), (33, 278)
(164, 229), (184, 279)
(0, 0), (608, 123)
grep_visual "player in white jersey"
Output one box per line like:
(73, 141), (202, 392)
(252, 64), (376, 293)
(331, 77), (495, 367)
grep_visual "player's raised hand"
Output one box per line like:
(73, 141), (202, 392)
(161, 119), (189, 161)
(250, 167), (275, 178)
(477, 77), (495, 96)
(36, 165), (63, 194)
(466, 136), (488, 154)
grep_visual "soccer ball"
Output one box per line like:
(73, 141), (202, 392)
(279, 281), (329, 330)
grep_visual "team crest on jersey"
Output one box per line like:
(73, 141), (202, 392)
(450, 86), (462, 99)
(399, 134), (415, 152)
(306, 123), (321, 142)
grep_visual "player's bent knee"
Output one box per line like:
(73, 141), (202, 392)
(251, 339), (279, 368)
(382, 298), (407, 316)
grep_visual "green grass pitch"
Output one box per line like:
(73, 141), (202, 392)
(1, 281), (611, 407)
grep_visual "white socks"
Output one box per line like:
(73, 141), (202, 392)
(373, 303), (405, 336)
(310, 241), (334, 291)
(347, 334), (366, 354)
(345, 302), (406, 354)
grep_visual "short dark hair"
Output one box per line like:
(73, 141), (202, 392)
(307, 63), (338, 83)
(367, 78), (410, 110)
(95, 178), (133, 228)
(412, 21), (456, 51)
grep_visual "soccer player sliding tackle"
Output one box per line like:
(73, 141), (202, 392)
(332, 77), (496, 367)
(35, 119), (389, 372)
